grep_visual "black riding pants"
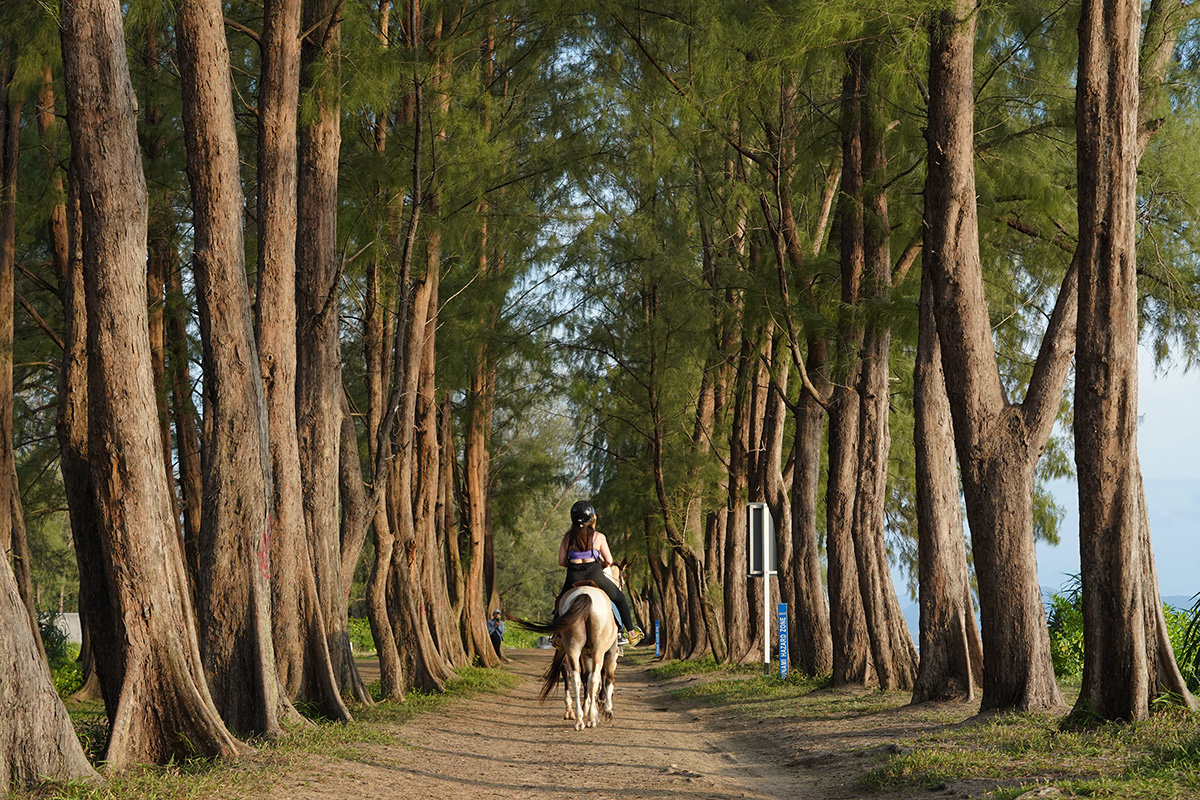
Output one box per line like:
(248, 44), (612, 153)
(560, 561), (635, 631)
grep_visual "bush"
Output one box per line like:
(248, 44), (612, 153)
(348, 617), (375, 653)
(37, 611), (83, 697)
(1046, 575), (1084, 681)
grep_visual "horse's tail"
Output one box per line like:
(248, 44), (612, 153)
(533, 594), (594, 702)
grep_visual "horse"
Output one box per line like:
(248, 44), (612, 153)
(521, 565), (623, 730)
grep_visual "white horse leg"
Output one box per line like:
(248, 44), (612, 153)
(585, 663), (604, 728)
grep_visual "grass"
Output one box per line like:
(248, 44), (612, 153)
(863, 704), (1200, 799)
(29, 665), (516, 800)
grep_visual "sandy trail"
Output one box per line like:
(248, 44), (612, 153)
(265, 648), (835, 800)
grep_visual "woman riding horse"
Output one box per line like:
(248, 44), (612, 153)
(558, 501), (643, 647)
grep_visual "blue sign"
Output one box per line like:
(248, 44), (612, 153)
(654, 619), (661, 658)
(777, 603), (788, 680)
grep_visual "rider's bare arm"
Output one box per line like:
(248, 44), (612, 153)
(597, 533), (614, 566)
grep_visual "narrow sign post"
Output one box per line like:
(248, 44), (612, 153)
(778, 603), (789, 680)
(746, 503), (777, 673)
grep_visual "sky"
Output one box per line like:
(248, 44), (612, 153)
(1035, 349), (1200, 602)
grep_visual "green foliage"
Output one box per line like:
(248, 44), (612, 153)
(39, 612), (83, 697)
(1176, 593), (1200, 692)
(347, 618), (375, 654)
(1046, 575), (1084, 681)
(1048, 579), (1200, 688)
(501, 625), (541, 650)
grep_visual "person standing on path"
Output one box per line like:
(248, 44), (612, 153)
(487, 609), (505, 657)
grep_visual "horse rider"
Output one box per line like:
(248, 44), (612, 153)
(557, 500), (644, 647)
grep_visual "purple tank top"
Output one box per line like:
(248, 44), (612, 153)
(566, 532), (601, 561)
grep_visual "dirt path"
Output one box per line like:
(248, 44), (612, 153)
(264, 649), (877, 800)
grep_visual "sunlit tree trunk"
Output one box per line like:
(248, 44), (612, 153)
(850, 61), (918, 690)
(1073, 0), (1197, 720)
(0, 554), (98, 794)
(61, 0), (248, 764)
(924, 0), (1072, 711)
(912, 266), (983, 703)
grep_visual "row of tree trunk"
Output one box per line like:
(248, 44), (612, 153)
(624, 0), (1196, 722)
(2, 0), (508, 788)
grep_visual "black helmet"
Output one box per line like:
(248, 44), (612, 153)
(570, 500), (596, 525)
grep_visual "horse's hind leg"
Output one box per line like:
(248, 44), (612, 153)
(584, 663), (604, 728)
(569, 662), (585, 730)
(561, 666), (574, 720)
(601, 647), (617, 721)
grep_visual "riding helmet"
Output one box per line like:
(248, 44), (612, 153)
(570, 500), (596, 525)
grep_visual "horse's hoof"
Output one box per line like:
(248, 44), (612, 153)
(574, 720), (585, 731)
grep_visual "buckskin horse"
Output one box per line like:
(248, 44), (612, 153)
(522, 566), (623, 730)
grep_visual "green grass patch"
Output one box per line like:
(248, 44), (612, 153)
(648, 655), (760, 679)
(865, 704), (1200, 799)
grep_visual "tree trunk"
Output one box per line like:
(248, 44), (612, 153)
(295, 0), (359, 708)
(826, 50), (872, 687)
(0, 555), (98, 794)
(722, 329), (754, 662)
(462, 324), (500, 667)
(364, 231), (405, 700)
(925, 0), (1072, 712)
(790, 337), (832, 676)
(335, 400), (373, 704)
(417, 281), (465, 666)
(850, 65), (918, 691)
(911, 266), (983, 703)
(60, 0), (249, 765)
(176, 0), (288, 736)
(166, 259), (204, 581)
(1073, 0), (1197, 720)
(254, 0), (312, 705)
(0, 63), (42, 663)
(56, 152), (111, 710)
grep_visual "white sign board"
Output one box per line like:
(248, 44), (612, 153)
(746, 502), (777, 577)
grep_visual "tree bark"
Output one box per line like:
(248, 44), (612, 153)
(295, 0), (359, 709)
(0, 59), (42, 663)
(0, 554), (98, 794)
(722, 328), (754, 662)
(850, 64), (918, 690)
(790, 338), (832, 676)
(176, 0), (288, 735)
(253, 0), (312, 705)
(1073, 0), (1198, 720)
(827, 49), (872, 687)
(60, 0), (249, 765)
(924, 0), (1071, 712)
(165, 260), (204, 582)
(911, 265), (983, 703)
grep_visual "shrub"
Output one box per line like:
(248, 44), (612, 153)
(347, 617), (375, 653)
(1046, 575), (1084, 681)
(38, 611), (83, 697)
